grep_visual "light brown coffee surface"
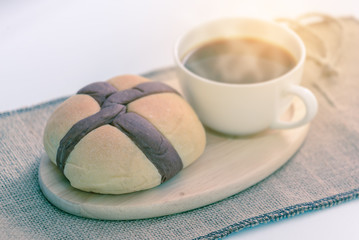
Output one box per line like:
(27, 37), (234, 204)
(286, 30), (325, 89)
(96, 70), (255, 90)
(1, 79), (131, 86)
(183, 37), (297, 84)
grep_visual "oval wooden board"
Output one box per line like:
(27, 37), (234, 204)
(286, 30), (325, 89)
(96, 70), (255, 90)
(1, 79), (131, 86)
(39, 75), (309, 220)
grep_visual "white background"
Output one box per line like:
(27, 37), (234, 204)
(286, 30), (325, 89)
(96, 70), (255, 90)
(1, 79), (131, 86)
(1, 0), (358, 239)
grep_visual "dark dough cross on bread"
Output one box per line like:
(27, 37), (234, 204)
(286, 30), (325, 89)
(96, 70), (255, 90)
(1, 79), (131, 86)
(57, 81), (183, 183)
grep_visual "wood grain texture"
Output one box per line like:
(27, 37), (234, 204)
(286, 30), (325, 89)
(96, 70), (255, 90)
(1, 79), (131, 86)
(38, 75), (309, 220)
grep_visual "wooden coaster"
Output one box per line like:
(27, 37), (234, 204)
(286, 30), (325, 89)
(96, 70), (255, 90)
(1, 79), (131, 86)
(39, 77), (309, 220)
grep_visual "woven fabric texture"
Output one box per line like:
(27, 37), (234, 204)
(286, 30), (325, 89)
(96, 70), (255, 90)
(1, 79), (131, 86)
(1, 17), (358, 240)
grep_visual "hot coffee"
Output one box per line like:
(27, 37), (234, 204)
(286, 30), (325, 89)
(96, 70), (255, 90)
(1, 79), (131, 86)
(183, 37), (296, 84)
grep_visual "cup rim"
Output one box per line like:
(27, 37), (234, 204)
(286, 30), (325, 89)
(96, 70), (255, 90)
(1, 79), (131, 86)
(173, 17), (306, 88)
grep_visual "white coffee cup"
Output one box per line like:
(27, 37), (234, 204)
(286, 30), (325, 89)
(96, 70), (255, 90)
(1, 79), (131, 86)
(174, 17), (318, 135)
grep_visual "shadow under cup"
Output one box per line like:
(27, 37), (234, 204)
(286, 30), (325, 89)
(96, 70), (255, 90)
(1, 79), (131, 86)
(174, 18), (317, 136)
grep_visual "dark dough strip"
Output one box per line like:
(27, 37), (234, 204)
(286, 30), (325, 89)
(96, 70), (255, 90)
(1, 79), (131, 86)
(56, 81), (183, 183)
(56, 104), (125, 172)
(77, 82), (118, 106)
(112, 112), (183, 182)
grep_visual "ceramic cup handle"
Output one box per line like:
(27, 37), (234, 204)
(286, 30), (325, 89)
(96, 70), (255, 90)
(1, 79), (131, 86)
(270, 85), (318, 129)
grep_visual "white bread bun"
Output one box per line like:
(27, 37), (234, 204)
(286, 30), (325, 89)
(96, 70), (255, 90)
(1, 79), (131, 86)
(43, 75), (206, 194)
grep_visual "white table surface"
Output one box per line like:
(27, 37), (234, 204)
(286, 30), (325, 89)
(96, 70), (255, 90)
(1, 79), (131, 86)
(1, 1), (358, 239)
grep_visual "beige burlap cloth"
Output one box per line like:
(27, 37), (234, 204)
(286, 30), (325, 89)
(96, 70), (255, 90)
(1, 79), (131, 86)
(0, 16), (358, 240)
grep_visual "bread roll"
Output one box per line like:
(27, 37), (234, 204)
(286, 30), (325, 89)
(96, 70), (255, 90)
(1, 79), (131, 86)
(43, 75), (206, 194)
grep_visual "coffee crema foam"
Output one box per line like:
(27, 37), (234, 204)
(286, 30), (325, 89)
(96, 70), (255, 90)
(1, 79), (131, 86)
(183, 37), (297, 84)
